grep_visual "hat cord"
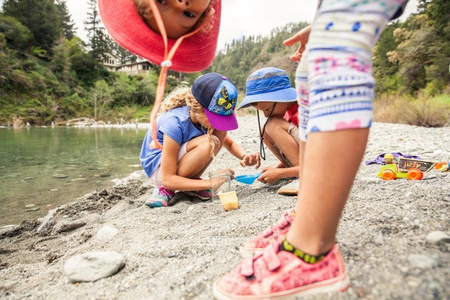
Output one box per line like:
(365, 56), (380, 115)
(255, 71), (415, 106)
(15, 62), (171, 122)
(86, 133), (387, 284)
(257, 103), (277, 161)
(147, 0), (214, 149)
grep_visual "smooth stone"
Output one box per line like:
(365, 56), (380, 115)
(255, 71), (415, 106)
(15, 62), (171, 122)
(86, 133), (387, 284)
(374, 236), (384, 246)
(50, 189), (58, 192)
(64, 252), (125, 283)
(53, 174), (68, 179)
(97, 225), (118, 241)
(443, 194), (450, 202)
(426, 231), (450, 245)
(25, 207), (39, 212)
(128, 164), (141, 168)
(25, 204), (36, 208)
(408, 254), (437, 269)
(24, 177), (35, 180)
(71, 178), (87, 182)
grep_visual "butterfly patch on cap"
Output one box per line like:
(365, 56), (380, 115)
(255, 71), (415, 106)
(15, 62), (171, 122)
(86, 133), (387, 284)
(208, 81), (237, 116)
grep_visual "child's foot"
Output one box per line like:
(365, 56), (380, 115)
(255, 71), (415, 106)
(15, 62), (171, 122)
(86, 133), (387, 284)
(239, 210), (294, 258)
(185, 189), (212, 201)
(145, 186), (175, 208)
(213, 242), (349, 299)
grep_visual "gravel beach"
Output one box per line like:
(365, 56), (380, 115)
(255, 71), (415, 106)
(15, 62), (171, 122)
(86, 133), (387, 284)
(0, 116), (449, 299)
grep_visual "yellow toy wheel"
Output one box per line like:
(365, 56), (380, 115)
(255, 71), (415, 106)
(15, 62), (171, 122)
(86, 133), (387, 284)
(407, 168), (423, 180)
(381, 169), (396, 180)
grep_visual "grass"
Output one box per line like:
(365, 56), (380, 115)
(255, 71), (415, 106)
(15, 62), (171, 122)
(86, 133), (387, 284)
(373, 93), (450, 127)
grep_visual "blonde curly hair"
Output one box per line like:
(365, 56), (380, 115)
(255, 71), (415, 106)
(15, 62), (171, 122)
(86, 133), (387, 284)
(161, 87), (216, 158)
(133, 0), (215, 34)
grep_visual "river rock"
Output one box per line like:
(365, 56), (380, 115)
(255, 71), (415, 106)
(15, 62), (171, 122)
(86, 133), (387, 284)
(97, 225), (118, 241)
(64, 252), (125, 283)
(426, 231), (450, 245)
(408, 254), (437, 269)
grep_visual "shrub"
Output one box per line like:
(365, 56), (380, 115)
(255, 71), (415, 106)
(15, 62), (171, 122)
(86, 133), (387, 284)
(374, 93), (450, 127)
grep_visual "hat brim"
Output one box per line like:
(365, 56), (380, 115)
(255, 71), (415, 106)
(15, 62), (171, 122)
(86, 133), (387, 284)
(237, 87), (297, 110)
(204, 109), (238, 131)
(99, 0), (221, 73)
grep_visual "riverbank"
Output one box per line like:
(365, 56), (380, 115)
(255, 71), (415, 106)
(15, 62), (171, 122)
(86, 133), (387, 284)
(0, 118), (449, 299)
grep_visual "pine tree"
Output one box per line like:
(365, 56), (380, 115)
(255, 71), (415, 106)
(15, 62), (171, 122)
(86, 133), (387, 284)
(2, 0), (63, 51)
(56, 0), (76, 40)
(84, 0), (108, 60)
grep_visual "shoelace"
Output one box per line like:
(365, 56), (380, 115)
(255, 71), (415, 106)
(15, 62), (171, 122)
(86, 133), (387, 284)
(147, 0), (215, 149)
(158, 187), (173, 197)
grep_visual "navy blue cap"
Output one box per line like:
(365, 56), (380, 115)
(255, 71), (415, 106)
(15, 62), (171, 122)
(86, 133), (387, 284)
(191, 73), (238, 131)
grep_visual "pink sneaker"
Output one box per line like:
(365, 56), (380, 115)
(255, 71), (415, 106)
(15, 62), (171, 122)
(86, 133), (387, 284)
(240, 210), (294, 258)
(145, 186), (175, 208)
(213, 242), (350, 299)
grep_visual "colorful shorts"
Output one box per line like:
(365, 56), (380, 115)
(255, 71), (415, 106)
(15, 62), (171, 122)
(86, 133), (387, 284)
(296, 0), (409, 141)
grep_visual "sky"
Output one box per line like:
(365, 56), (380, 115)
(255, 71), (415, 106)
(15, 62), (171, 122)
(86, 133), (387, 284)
(2, 0), (419, 52)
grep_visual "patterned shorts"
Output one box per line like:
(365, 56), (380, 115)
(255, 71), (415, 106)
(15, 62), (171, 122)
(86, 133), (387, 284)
(297, 0), (408, 141)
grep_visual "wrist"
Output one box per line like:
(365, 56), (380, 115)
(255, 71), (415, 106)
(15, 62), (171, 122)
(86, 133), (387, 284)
(240, 154), (246, 160)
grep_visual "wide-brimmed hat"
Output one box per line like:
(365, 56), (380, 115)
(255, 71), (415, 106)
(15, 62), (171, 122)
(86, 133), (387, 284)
(238, 67), (297, 109)
(192, 73), (238, 131)
(99, 0), (221, 73)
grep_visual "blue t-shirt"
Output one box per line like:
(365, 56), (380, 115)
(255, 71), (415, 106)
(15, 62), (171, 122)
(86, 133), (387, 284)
(139, 106), (207, 177)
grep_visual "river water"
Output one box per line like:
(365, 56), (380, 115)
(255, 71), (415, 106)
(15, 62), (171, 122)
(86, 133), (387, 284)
(0, 126), (148, 226)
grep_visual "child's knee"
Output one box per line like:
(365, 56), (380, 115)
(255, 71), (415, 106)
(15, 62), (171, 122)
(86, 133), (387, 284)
(265, 117), (289, 136)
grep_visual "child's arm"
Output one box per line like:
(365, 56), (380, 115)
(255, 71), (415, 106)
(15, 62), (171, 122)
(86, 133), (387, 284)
(223, 134), (261, 168)
(259, 166), (299, 185)
(159, 134), (228, 191)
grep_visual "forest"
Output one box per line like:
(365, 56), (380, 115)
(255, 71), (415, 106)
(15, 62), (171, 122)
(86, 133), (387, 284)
(0, 0), (448, 127)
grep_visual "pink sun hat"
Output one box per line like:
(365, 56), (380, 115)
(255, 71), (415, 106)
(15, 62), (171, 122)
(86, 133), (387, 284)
(98, 0), (221, 73)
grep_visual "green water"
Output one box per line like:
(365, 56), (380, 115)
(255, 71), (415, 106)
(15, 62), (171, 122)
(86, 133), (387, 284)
(0, 126), (148, 226)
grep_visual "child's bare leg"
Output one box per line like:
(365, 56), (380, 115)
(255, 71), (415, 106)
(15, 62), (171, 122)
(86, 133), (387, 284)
(177, 135), (221, 178)
(264, 117), (299, 167)
(287, 128), (369, 254)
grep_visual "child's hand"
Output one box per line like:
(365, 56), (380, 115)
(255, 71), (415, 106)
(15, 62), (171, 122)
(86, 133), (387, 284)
(240, 153), (261, 168)
(209, 168), (235, 190)
(258, 167), (282, 185)
(283, 25), (311, 62)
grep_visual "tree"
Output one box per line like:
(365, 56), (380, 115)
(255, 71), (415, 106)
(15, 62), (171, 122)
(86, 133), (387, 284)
(109, 42), (137, 65)
(84, 0), (108, 60)
(0, 15), (33, 51)
(56, 0), (76, 40)
(91, 80), (112, 120)
(2, 0), (62, 51)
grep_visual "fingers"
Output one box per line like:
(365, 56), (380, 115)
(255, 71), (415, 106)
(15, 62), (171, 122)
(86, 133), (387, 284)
(283, 33), (301, 46)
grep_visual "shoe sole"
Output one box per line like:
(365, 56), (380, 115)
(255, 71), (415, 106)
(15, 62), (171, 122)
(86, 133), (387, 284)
(184, 191), (211, 201)
(212, 272), (350, 300)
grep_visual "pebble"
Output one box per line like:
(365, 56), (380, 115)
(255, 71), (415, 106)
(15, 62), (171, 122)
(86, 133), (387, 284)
(426, 231), (450, 245)
(64, 252), (125, 283)
(408, 254), (437, 269)
(53, 174), (68, 179)
(71, 178), (87, 182)
(25, 207), (39, 212)
(443, 194), (450, 202)
(374, 236), (384, 245)
(97, 225), (118, 241)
